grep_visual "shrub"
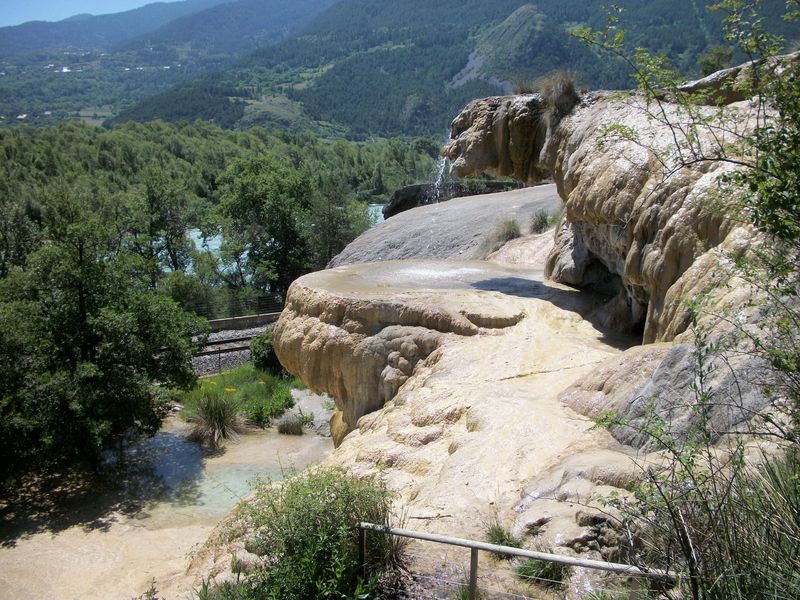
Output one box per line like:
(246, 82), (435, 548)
(236, 467), (406, 599)
(250, 329), (282, 373)
(529, 209), (550, 234)
(237, 377), (294, 427)
(187, 389), (247, 450)
(276, 414), (303, 435)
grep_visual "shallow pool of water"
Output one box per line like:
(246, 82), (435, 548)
(0, 416), (333, 600)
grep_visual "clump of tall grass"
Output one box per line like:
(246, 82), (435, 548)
(514, 70), (580, 120)
(529, 209), (551, 234)
(187, 389), (247, 450)
(515, 546), (570, 588)
(276, 414), (303, 435)
(536, 70), (580, 117)
(484, 515), (523, 560)
(480, 219), (521, 256)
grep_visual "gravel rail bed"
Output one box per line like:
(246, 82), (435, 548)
(193, 325), (272, 376)
(193, 349), (252, 377)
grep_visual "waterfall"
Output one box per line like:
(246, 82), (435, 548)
(429, 155), (450, 204)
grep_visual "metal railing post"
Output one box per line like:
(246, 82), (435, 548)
(359, 526), (367, 581)
(468, 547), (479, 600)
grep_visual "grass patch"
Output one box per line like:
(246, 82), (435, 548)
(484, 517), (523, 560)
(179, 364), (296, 429)
(480, 219), (521, 256)
(515, 549), (570, 588)
(529, 209), (550, 234)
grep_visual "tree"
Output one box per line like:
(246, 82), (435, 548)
(697, 44), (734, 75)
(0, 183), (206, 480)
(309, 173), (372, 267)
(219, 154), (314, 295)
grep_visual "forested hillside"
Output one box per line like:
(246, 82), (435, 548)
(120, 0), (340, 57)
(113, 0), (799, 137)
(0, 0), (341, 127)
(0, 120), (436, 476)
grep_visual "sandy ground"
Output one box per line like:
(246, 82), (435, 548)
(0, 408), (333, 600)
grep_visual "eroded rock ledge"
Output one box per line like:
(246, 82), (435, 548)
(444, 89), (752, 343)
(274, 260), (534, 445)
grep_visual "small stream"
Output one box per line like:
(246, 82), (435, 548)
(104, 417), (331, 523)
(0, 407), (333, 600)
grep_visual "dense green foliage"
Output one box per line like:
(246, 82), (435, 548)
(178, 365), (296, 428)
(250, 330), (282, 374)
(213, 467), (404, 599)
(0, 120), (435, 296)
(0, 119), (435, 480)
(0, 183), (207, 479)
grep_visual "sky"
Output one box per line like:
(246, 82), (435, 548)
(0, 1), (154, 27)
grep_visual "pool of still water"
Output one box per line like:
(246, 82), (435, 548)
(0, 417), (332, 600)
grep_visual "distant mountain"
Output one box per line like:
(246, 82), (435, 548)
(117, 0), (800, 137)
(0, 0), (343, 127)
(0, 0), (231, 55)
(121, 0), (341, 57)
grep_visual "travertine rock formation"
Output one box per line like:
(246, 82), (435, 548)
(329, 186), (560, 267)
(272, 255), (643, 576)
(444, 90), (750, 343)
(266, 60), (786, 592)
(441, 60), (794, 445)
(274, 260), (538, 445)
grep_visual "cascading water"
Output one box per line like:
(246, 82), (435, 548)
(428, 154), (451, 204)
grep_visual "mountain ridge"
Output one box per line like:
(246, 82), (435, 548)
(0, 0), (232, 55)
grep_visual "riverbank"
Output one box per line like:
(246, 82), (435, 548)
(0, 393), (333, 600)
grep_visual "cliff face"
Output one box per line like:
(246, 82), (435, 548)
(444, 90), (750, 344)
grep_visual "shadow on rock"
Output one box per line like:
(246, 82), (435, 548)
(472, 277), (638, 350)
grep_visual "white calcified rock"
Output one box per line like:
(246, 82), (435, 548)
(273, 252), (645, 560)
(445, 90), (752, 343)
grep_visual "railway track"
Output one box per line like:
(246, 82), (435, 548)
(192, 325), (272, 375)
(194, 335), (255, 357)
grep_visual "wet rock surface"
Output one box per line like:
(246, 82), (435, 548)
(329, 186), (561, 267)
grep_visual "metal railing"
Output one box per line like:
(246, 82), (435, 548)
(357, 522), (677, 600)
